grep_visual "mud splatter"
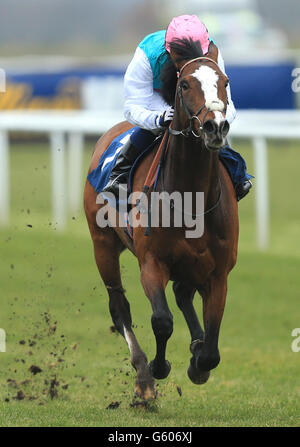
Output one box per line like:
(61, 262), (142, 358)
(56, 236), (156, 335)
(106, 401), (120, 410)
(4, 311), (83, 404)
(176, 386), (182, 397)
(13, 390), (25, 400)
(29, 365), (43, 375)
(49, 376), (59, 399)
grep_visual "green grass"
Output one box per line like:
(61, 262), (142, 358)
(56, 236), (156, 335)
(0, 139), (299, 427)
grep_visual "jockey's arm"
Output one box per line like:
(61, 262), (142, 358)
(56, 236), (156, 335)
(217, 50), (237, 125)
(123, 47), (169, 134)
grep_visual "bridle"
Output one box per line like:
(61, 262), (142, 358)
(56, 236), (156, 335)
(169, 56), (224, 139)
(141, 56), (225, 233)
(160, 56), (223, 219)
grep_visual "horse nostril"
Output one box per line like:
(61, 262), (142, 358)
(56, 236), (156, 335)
(203, 120), (216, 135)
(220, 120), (230, 137)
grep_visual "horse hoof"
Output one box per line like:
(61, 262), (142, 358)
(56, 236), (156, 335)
(135, 380), (157, 401)
(149, 360), (171, 380)
(187, 364), (210, 385)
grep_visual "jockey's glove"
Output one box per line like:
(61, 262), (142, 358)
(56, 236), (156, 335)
(156, 107), (174, 128)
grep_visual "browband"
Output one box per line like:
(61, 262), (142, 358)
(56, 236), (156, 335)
(178, 57), (220, 78)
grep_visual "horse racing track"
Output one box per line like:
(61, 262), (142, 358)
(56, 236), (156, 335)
(0, 141), (299, 427)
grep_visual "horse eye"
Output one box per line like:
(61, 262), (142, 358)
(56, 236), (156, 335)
(181, 81), (189, 91)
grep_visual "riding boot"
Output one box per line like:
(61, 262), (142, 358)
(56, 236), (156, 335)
(219, 141), (253, 201)
(235, 179), (252, 201)
(101, 141), (141, 197)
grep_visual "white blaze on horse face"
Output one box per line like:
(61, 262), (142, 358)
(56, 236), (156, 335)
(191, 65), (225, 123)
(213, 111), (224, 126)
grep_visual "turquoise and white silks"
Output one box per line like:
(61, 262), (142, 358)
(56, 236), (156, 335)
(123, 30), (237, 133)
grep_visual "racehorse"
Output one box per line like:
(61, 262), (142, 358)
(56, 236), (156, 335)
(84, 40), (239, 401)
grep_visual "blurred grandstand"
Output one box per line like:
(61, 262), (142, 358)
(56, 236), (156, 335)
(0, 0), (299, 112)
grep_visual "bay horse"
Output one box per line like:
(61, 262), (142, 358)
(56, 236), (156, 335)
(84, 40), (239, 401)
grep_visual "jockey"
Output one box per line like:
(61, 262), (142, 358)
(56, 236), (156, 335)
(103, 14), (252, 200)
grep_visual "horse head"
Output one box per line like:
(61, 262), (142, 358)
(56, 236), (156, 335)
(169, 40), (230, 151)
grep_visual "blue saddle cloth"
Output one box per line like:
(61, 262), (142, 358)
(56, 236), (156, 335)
(87, 127), (138, 194)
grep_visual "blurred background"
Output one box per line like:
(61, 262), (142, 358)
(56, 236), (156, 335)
(0, 0), (300, 112)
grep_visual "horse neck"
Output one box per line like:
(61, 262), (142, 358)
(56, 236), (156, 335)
(163, 134), (220, 202)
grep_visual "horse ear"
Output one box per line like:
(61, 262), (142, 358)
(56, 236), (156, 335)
(206, 41), (219, 63)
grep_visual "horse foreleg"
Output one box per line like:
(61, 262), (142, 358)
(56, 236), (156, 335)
(173, 281), (210, 385)
(173, 281), (205, 343)
(140, 257), (172, 380)
(188, 274), (227, 384)
(89, 225), (156, 400)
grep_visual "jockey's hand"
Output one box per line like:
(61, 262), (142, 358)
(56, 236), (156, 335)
(157, 107), (174, 128)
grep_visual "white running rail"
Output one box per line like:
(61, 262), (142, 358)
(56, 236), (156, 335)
(1, 109), (300, 250)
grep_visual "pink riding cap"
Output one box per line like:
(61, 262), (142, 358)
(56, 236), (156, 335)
(165, 15), (210, 55)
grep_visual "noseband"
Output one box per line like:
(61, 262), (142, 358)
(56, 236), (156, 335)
(169, 57), (223, 139)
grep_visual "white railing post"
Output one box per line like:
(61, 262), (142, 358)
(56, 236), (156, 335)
(253, 136), (269, 250)
(0, 130), (9, 225)
(50, 131), (66, 230)
(68, 132), (84, 216)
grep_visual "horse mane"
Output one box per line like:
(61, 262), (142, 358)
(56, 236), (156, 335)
(160, 38), (204, 107)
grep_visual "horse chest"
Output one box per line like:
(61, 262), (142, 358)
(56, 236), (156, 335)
(170, 243), (215, 284)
